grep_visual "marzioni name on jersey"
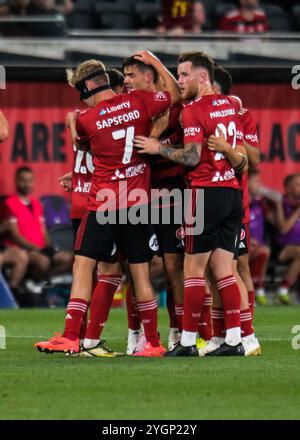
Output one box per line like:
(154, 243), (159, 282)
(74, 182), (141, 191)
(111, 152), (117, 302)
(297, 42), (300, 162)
(96, 110), (140, 129)
(209, 108), (236, 119)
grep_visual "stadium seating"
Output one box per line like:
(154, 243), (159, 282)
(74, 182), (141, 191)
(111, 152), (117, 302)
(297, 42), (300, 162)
(48, 224), (74, 253)
(263, 4), (292, 31)
(94, 2), (135, 30)
(292, 4), (300, 30)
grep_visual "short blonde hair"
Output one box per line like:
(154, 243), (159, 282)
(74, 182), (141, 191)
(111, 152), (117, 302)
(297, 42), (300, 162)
(66, 59), (107, 87)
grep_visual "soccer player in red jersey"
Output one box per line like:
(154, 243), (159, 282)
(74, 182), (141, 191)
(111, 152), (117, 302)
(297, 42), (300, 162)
(135, 51), (247, 356)
(58, 69), (126, 357)
(35, 55), (180, 357)
(123, 53), (185, 352)
(198, 66), (261, 356)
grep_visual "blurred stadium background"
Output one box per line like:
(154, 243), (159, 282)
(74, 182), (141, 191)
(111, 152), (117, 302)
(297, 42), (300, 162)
(0, 0), (300, 308)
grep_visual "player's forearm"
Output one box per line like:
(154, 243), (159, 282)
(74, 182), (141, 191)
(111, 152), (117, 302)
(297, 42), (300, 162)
(244, 142), (260, 167)
(223, 144), (248, 173)
(158, 144), (200, 166)
(151, 59), (181, 105)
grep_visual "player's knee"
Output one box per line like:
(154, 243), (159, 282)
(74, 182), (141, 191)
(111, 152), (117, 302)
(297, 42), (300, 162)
(98, 261), (121, 276)
(260, 246), (271, 257)
(209, 258), (232, 280)
(15, 249), (30, 269)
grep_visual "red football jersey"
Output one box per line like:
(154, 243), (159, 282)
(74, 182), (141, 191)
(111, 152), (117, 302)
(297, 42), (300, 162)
(238, 109), (259, 224)
(76, 90), (171, 211)
(70, 145), (94, 219)
(219, 9), (269, 33)
(182, 94), (242, 189)
(151, 104), (184, 191)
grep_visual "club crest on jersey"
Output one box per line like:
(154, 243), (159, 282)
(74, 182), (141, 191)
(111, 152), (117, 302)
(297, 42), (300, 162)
(240, 228), (246, 241)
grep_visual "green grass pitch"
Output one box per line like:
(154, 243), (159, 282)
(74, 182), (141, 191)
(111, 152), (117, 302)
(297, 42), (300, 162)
(0, 306), (300, 420)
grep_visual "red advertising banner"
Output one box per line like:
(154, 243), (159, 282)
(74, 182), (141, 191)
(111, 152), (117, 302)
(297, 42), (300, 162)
(233, 84), (300, 192)
(0, 82), (80, 199)
(0, 82), (299, 198)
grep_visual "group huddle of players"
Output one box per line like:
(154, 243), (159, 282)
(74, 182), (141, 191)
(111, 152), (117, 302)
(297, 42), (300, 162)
(35, 49), (261, 358)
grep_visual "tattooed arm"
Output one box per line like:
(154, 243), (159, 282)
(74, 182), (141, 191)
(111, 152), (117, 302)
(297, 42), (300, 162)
(134, 135), (201, 167)
(158, 143), (201, 167)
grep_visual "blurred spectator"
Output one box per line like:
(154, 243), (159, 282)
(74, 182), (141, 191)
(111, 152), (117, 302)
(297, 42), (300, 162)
(218, 0), (269, 33)
(192, 1), (206, 33)
(0, 0), (30, 16)
(275, 173), (300, 304)
(3, 167), (73, 301)
(0, 220), (29, 302)
(248, 169), (271, 305)
(54, 0), (74, 15)
(157, 0), (194, 35)
(26, 0), (66, 36)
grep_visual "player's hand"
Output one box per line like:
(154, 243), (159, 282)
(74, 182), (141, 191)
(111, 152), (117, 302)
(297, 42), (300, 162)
(134, 136), (160, 155)
(133, 50), (159, 66)
(208, 129), (228, 153)
(58, 172), (72, 192)
(66, 109), (80, 128)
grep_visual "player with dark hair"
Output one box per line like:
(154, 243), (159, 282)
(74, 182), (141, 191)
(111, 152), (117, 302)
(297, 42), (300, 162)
(123, 57), (159, 87)
(135, 51), (247, 356)
(35, 54), (180, 357)
(123, 52), (185, 353)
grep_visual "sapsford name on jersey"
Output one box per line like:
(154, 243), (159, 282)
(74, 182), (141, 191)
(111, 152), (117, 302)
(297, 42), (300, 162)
(102, 424), (198, 437)
(96, 110), (140, 129)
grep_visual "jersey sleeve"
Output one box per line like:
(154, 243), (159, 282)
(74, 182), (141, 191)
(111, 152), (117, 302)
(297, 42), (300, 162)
(182, 105), (204, 144)
(138, 90), (171, 119)
(76, 113), (91, 147)
(242, 110), (259, 148)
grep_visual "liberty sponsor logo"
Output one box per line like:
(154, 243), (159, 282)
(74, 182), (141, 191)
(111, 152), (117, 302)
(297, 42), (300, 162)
(99, 101), (131, 116)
